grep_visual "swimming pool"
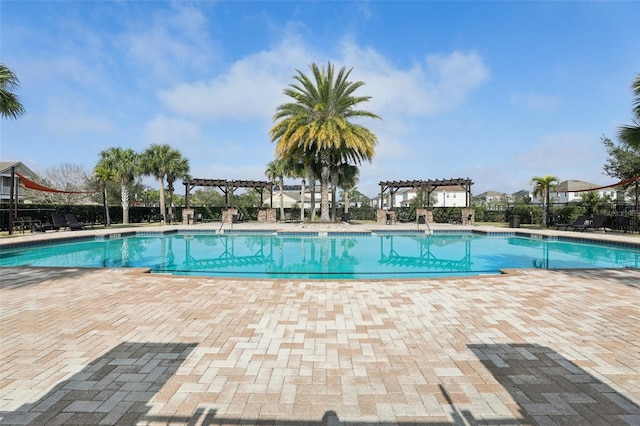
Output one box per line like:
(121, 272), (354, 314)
(1, 230), (639, 279)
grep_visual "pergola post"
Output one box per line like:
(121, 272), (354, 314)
(8, 166), (15, 235)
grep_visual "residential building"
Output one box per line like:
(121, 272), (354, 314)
(531, 180), (618, 204)
(0, 161), (39, 203)
(371, 185), (469, 208)
(264, 185), (322, 209)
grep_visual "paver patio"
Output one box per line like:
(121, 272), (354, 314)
(1, 224), (639, 425)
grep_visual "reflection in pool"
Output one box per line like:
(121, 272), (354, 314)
(1, 232), (639, 279)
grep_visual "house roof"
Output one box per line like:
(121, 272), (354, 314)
(555, 180), (601, 192)
(474, 190), (507, 198)
(0, 161), (38, 179)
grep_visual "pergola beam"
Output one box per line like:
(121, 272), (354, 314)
(183, 178), (273, 209)
(378, 178), (474, 208)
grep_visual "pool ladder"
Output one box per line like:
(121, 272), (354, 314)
(417, 215), (432, 235)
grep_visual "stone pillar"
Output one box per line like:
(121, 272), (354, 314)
(222, 208), (238, 224)
(182, 208), (194, 224)
(258, 208), (276, 222)
(416, 208), (433, 223)
(377, 209), (396, 224)
(462, 208), (474, 225)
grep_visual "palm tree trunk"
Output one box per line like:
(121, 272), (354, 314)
(306, 165), (317, 221)
(545, 190), (550, 227)
(279, 175), (285, 220)
(103, 184), (111, 226)
(158, 177), (166, 222)
(300, 179), (306, 222)
(330, 172), (339, 222)
(121, 183), (130, 224)
(320, 152), (331, 222)
(344, 190), (350, 214)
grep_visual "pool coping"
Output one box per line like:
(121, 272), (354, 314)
(2, 223), (640, 251)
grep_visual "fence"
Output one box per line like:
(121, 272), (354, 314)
(3, 202), (638, 232)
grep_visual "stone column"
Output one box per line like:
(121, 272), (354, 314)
(182, 208), (194, 224)
(222, 208), (238, 224)
(258, 208), (276, 222)
(462, 208), (474, 225)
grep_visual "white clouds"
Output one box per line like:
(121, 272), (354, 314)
(144, 116), (203, 148)
(124, 4), (217, 81)
(425, 51), (490, 110)
(157, 34), (314, 122)
(339, 42), (490, 117)
(156, 34), (490, 135)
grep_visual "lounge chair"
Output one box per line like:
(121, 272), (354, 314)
(573, 214), (607, 232)
(341, 212), (350, 223)
(19, 216), (41, 232)
(11, 217), (27, 234)
(50, 213), (69, 231)
(64, 213), (91, 230)
(556, 215), (588, 231)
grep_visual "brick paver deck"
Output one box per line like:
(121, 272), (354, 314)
(1, 224), (639, 425)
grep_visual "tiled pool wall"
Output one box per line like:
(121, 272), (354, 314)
(2, 229), (640, 253)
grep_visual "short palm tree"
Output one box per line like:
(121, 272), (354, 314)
(531, 175), (559, 226)
(337, 163), (359, 216)
(618, 74), (640, 150)
(140, 144), (187, 223)
(0, 64), (25, 119)
(265, 159), (287, 220)
(283, 156), (308, 221)
(93, 165), (114, 226)
(270, 62), (380, 222)
(97, 147), (139, 224)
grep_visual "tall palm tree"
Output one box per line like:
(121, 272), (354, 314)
(531, 175), (559, 226)
(97, 147), (139, 224)
(618, 74), (640, 150)
(140, 144), (186, 223)
(93, 165), (114, 226)
(265, 159), (286, 220)
(270, 62), (380, 222)
(0, 64), (25, 119)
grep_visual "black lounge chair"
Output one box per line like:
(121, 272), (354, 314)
(51, 213), (69, 231)
(573, 214), (607, 232)
(11, 217), (27, 234)
(556, 215), (588, 231)
(66, 213), (94, 230)
(19, 216), (41, 232)
(50, 212), (84, 231)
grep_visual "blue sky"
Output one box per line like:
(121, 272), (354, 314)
(2, 1), (639, 197)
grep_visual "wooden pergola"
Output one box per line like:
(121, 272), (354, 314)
(379, 178), (474, 208)
(183, 179), (273, 209)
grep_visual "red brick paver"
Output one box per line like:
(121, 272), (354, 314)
(1, 267), (639, 425)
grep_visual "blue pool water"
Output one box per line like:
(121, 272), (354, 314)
(1, 231), (639, 279)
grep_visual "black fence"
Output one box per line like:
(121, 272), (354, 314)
(3, 202), (639, 232)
